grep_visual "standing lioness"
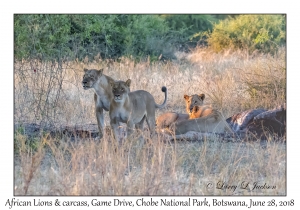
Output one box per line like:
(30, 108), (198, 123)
(82, 68), (115, 139)
(109, 79), (167, 142)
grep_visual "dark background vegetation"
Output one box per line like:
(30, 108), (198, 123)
(14, 14), (286, 61)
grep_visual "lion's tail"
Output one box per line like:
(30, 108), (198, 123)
(155, 86), (167, 109)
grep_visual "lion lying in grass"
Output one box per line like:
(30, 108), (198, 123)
(156, 93), (211, 128)
(172, 108), (233, 135)
(157, 91), (285, 139)
(156, 93), (233, 135)
(168, 103), (286, 137)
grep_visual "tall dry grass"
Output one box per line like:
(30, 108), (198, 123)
(14, 47), (286, 195)
(14, 133), (286, 195)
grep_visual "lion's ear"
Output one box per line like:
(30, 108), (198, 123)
(84, 68), (88, 72)
(97, 69), (103, 76)
(184, 95), (189, 100)
(199, 94), (205, 101)
(125, 79), (131, 87)
(110, 81), (115, 87)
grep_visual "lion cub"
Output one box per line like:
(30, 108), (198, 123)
(109, 79), (167, 143)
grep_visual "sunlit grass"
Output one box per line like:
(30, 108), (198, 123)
(14, 47), (286, 195)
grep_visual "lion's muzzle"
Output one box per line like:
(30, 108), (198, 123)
(114, 94), (122, 101)
(82, 81), (88, 88)
(82, 80), (91, 89)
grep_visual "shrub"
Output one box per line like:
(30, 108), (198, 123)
(161, 14), (218, 50)
(207, 15), (286, 54)
(14, 14), (173, 61)
(14, 14), (72, 60)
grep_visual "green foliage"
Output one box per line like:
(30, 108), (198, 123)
(115, 15), (170, 58)
(14, 14), (173, 61)
(161, 14), (216, 34)
(207, 15), (286, 54)
(15, 14), (284, 60)
(160, 14), (218, 49)
(14, 14), (71, 60)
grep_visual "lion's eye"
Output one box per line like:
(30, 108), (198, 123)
(113, 88), (116, 92)
(194, 101), (197, 104)
(121, 88), (124, 91)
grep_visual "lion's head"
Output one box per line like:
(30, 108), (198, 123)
(110, 79), (131, 102)
(82, 68), (103, 90)
(184, 94), (205, 114)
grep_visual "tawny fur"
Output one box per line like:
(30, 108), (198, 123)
(109, 79), (167, 142)
(156, 94), (208, 129)
(173, 109), (233, 135)
(82, 68), (115, 139)
(184, 93), (205, 114)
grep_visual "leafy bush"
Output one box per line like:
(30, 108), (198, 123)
(161, 14), (216, 35)
(14, 14), (72, 60)
(14, 14), (173, 61)
(15, 15), (284, 60)
(160, 14), (218, 50)
(207, 15), (286, 54)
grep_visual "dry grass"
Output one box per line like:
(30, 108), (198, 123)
(14, 47), (286, 195)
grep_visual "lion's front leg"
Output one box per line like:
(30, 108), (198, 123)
(146, 115), (156, 139)
(110, 122), (123, 143)
(126, 121), (135, 140)
(95, 106), (104, 140)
